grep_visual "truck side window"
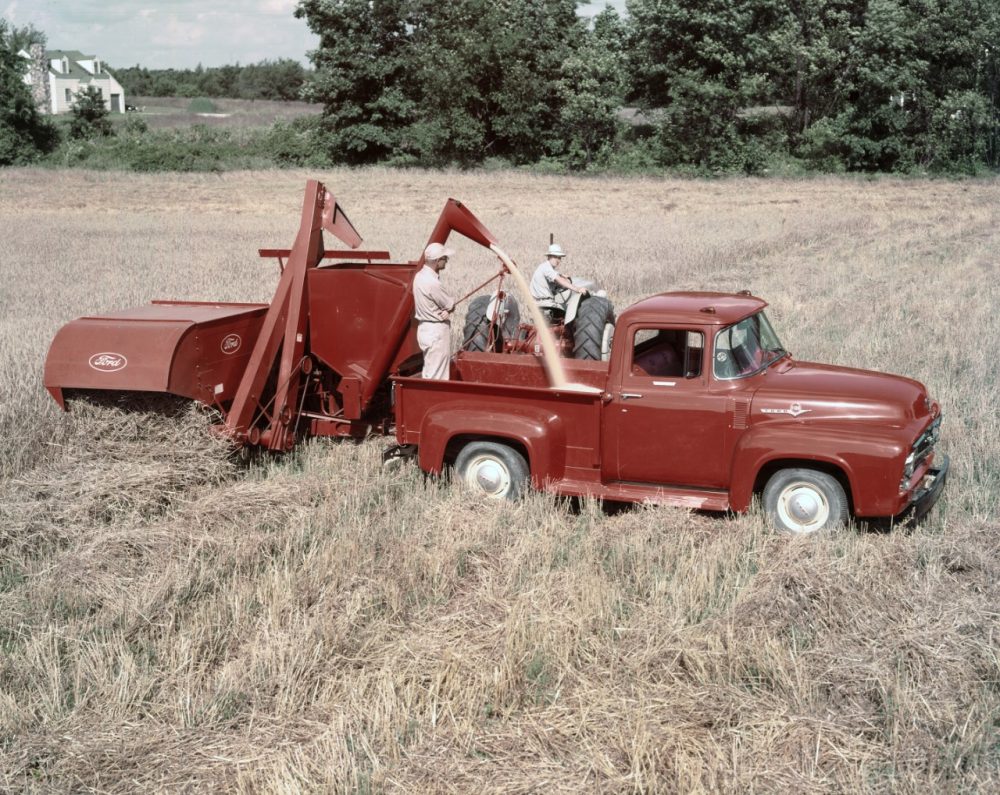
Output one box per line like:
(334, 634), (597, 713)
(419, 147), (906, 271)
(631, 329), (703, 378)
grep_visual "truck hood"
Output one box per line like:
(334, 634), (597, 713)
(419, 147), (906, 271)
(750, 359), (932, 426)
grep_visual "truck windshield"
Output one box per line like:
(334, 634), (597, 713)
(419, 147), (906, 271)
(713, 311), (787, 380)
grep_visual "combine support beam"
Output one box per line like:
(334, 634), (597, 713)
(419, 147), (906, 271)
(223, 180), (362, 449)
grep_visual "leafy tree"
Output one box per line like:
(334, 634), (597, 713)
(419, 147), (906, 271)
(296, 0), (414, 163)
(69, 86), (114, 139)
(8, 22), (46, 53)
(0, 19), (58, 165)
(237, 59), (306, 100)
(553, 6), (628, 167)
(298, 0), (585, 165)
(783, 0), (1000, 172)
(626, 0), (786, 170)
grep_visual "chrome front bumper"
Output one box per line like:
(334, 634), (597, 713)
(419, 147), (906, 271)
(905, 454), (950, 523)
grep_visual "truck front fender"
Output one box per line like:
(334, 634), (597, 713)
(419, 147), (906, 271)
(417, 404), (567, 484)
(728, 423), (905, 514)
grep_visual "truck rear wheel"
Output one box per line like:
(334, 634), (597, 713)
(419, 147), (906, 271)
(571, 296), (615, 361)
(763, 468), (848, 534)
(455, 441), (528, 500)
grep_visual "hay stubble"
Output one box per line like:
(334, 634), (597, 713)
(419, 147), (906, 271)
(1, 168), (998, 792)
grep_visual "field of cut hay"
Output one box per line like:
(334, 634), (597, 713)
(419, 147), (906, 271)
(1, 168), (998, 792)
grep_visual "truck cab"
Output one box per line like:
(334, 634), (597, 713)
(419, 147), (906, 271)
(394, 291), (948, 534)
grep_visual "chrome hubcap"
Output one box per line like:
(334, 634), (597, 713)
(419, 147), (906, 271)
(466, 455), (511, 498)
(777, 483), (830, 533)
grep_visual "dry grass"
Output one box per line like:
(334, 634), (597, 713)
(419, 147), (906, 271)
(1, 168), (998, 792)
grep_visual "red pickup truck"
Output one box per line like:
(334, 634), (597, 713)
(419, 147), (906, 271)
(394, 291), (947, 534)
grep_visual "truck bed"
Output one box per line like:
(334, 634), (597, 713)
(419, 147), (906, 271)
(452, 350), (608, 390)
(393, 351), (730, 509)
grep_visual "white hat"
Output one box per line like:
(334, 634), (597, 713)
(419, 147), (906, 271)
(424, 242), (455, 262)
(547, 243), (567, 258)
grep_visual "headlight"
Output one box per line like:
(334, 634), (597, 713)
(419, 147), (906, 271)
(903, 451), (916, 479)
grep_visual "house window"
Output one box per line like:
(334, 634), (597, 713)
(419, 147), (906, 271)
(65, 88), (72, 103)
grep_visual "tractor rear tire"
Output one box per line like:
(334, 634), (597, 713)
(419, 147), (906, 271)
(455, 441), (529, 500)
(462, 295), (500, 353)
(571, 296), (615, 360)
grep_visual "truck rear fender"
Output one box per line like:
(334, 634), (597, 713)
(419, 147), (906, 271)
(417, 406), (567, 483)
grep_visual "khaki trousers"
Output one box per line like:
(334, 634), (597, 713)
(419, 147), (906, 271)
(417, 322), (451, 380)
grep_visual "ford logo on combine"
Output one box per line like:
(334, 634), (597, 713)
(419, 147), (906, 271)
(221, 334), (242, 354)
(89, 352), (127, 372)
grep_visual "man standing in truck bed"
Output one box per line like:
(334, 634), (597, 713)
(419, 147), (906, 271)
(413, 242), (457, 379)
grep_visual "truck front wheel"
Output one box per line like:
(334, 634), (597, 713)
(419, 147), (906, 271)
(455, 441), (529, 500)
(763, 468), (848, 534)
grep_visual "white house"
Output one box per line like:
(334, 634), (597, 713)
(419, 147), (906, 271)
(21, 48), (126, 114)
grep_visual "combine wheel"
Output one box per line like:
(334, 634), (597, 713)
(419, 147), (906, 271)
(455, 441), (528, 500)
(571, 296), (615, 360)
(763, 468), (848, 534)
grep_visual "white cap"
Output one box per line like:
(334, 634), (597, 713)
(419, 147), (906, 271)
(424, 242), (455, 262)
(547, 243), (567, 258)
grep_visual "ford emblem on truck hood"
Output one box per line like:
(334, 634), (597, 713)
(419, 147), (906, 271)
(761, 402), (811, 417)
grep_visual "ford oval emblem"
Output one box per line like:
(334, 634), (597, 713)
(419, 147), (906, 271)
(221, 333), (242, 354)
(89, 352), (127, 372)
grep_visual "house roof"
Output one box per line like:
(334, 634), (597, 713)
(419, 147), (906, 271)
(45, 50), (112, 81)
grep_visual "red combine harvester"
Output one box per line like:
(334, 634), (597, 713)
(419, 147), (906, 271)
(45, 181), (948, 534)
(45, 180), (502, 449)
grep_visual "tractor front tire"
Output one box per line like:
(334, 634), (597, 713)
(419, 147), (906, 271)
(462, 295), (500, 353)
(571, 296), (615, 360)
(763, 468), (849, 535)
(455, 441), (529, 500)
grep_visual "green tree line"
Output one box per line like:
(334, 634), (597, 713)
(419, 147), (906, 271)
(3, 2), (999, 173)
(297, 0), (1000, 173)
(113, 59), (311, 102)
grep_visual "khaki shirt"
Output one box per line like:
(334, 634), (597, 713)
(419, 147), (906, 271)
(413, 265), (456, 323)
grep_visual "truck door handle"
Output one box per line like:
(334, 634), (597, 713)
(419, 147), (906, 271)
(620, 392), (643, 400)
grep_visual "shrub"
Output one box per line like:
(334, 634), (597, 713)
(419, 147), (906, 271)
(187, 97), (218, 114)
(69, 86), (113, 140)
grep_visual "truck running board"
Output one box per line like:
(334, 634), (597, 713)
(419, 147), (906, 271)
(550, 479), (730, 511)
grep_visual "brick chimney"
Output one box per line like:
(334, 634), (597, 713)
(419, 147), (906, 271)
(28, 44), (51, 115)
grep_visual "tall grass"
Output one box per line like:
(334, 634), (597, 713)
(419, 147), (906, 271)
(1, 168), (998, 791)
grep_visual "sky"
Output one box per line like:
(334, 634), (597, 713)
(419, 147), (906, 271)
(4, 1), (628, 70)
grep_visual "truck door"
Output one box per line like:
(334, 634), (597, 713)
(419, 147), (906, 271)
(602, 325), (731, 488)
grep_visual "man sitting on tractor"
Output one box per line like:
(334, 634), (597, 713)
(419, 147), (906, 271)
(529, 243), (589, 322)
